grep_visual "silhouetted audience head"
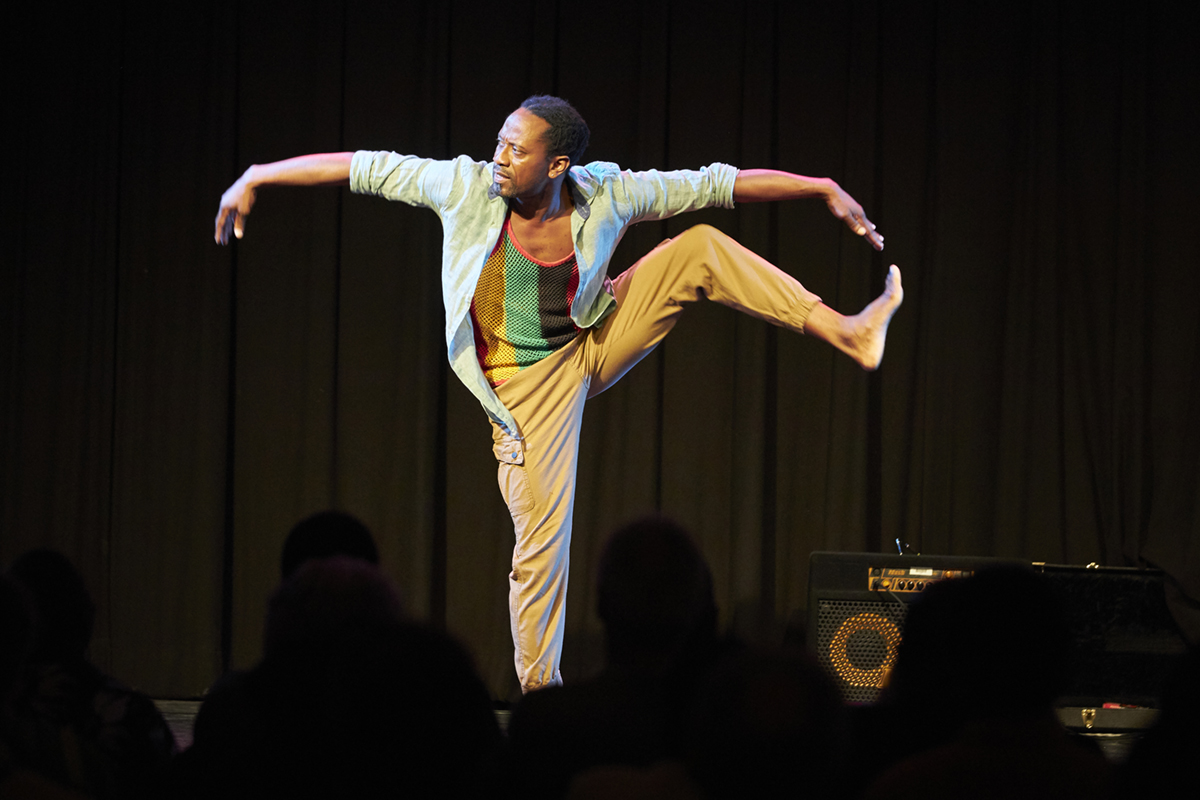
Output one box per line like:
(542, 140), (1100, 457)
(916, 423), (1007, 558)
(862, 568), (1113, 800)
(178, 557), (500, 798)
(7, 548), (95, 662)
(4, 550), (177, 799)
(687, 648), (845, 799)
(1117, 644), (1200, 798)
(279, 510), (379, 580)
(264, 556), (404, 656)
(0, 574), (32, 704)
(887, 564), (1068, 720)
(596, 516), (716, 666)
(506, 518), (724, 799)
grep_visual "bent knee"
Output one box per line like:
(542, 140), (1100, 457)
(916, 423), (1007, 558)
(676, 223), (727, 244)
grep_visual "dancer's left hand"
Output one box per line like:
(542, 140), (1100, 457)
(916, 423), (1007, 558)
(825, 183), (884, 251)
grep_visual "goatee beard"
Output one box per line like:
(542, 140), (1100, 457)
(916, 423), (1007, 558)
(488, 180), (509, 200)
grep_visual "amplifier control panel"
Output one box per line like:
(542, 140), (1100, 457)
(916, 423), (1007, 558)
(868, 566), (973, 593)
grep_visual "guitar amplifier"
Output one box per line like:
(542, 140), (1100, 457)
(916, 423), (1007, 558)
(805, 551), (1028, 704)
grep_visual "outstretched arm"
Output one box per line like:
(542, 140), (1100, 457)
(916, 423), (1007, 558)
(214, 152), (354, 244)
(733, 169), (884, 251)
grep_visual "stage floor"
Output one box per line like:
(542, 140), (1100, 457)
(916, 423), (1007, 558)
(152, 700), (514, 751)
(155, 697), (1142, 764)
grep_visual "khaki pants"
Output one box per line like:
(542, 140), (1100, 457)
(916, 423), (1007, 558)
(490, 224), (821, 691)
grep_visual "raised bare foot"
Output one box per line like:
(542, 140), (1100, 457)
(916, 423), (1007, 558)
(847, 265), (903, 370)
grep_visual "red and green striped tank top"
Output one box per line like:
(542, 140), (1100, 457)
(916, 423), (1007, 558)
(470, 214), (581, 386)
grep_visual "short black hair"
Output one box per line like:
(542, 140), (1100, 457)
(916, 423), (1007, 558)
(8, 548), (95, 661)
(281, 510), (379, 580)
(596, 515), (715, 652)
(520, 95), (590, 167)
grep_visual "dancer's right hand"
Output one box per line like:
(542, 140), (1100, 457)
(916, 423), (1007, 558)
(214, 170), (257, 245)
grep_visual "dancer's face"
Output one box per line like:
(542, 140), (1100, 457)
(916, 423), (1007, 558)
(492, 108), (567, 199)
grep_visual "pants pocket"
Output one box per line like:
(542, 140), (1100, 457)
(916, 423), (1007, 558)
(497, 461), (535, 519)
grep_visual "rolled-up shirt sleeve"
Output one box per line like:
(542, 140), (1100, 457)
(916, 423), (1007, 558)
(615, 161), (739, 223)
(350, 150), (458, 209)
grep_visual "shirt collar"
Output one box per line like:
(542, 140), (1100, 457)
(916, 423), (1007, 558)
(567, 166), (595, 221)
(483, 163), (596, 219)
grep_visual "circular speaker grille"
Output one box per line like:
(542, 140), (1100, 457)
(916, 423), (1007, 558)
(816, 600), (907, 703)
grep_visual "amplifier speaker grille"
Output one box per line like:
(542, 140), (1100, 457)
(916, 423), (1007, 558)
(807, 552), (1027, 705)
(815, 599), (907, 703)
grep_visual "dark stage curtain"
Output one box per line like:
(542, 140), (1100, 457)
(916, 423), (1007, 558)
(3, 0), (1197, 700)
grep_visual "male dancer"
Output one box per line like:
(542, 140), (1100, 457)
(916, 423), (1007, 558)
(215, 95), (903, 692)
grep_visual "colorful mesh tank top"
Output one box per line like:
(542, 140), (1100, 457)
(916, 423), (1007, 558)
(470, 214), (581, 386)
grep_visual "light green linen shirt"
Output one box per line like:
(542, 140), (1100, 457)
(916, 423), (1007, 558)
(350, 151), (738, 438)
